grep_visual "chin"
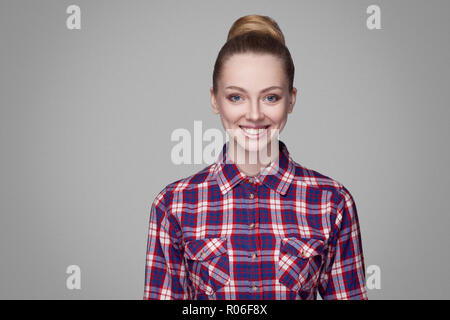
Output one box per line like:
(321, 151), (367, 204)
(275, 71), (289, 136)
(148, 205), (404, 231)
(238, 139), (268, 152)
(234, 134), (273, 154)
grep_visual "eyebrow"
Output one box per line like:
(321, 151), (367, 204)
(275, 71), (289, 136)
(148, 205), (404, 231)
(224, 85), (283, 93)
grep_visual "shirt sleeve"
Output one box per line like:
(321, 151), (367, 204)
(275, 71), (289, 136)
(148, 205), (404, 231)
(143, 188), (191, 299)
(318, 186), (368, 300)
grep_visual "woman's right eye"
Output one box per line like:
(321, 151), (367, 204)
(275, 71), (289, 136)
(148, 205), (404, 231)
(228, 95), (242, 103)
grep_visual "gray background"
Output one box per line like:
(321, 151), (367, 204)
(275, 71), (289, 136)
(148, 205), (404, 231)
(1, 0), (449, 299)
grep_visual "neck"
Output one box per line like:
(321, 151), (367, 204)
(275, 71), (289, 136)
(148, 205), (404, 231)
(226, 139), (280, 177)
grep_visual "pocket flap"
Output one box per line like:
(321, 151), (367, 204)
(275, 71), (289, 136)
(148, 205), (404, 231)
(280, 237), (324, 258)
(184, 237), (228, 261)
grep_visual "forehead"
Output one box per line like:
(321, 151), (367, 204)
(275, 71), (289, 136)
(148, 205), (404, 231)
(220, 53), (286, 89)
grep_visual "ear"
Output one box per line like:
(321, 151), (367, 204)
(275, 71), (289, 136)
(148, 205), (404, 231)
(210, 87), (220, 114)
(288, 87), (298, 114)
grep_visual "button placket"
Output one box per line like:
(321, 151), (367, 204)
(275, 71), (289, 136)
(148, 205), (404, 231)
(248, 180), (256, 200)
(246, 181), (257, 228)
(245, 180), (260, 297)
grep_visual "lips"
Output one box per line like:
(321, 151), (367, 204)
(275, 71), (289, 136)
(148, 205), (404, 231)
(239, 125), (270, 138)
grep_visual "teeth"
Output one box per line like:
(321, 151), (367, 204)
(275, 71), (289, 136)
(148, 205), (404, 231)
(241, 127), (267, 135)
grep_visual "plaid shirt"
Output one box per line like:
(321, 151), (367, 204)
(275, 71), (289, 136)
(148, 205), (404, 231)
(144, 140), (367, 300)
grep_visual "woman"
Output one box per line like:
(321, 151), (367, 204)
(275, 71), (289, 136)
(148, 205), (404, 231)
(144, 14), (367, 300)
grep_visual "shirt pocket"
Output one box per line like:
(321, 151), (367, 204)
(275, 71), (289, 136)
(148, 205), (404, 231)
(277, 237), (325, 293)
(184, 237), (230, 296)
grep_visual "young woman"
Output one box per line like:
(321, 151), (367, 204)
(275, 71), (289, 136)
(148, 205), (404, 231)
(144, 15), (367, 300)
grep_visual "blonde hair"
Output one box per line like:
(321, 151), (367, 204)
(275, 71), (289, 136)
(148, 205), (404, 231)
(212, 14), (294, 94)
(227, 15), (286, 45)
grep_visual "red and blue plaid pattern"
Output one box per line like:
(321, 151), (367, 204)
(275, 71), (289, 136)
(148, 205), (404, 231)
(144, 140), (367, 300)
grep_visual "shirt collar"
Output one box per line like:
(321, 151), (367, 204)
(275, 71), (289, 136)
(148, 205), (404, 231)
(213, 140), (296, 196)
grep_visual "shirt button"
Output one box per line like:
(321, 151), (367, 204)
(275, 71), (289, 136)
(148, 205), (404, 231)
(251, 252), (257, 260)
(252, 285), (258, 292)
(249, 223), (255, 229)
(249, 193), (255, 199)
(248, 178), (254, 184)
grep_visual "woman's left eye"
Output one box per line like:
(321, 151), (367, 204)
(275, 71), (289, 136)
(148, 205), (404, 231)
(265, 95), (280, 103)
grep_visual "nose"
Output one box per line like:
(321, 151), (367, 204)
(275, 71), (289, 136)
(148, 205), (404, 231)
(245, 99), (264, 122)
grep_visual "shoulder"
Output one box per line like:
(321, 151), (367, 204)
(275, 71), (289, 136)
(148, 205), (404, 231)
(290, 160), (359, 234)
(151, 162), (218, 207)
(290, 159), (355, 205)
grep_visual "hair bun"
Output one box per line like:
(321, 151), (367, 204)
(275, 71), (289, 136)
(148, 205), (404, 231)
(227, 15), (285, 45)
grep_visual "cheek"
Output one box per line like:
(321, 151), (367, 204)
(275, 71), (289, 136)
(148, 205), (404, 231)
(219, 106), (242, 124)
(218, 111), (237, 130)
(267, 106), (289, 123)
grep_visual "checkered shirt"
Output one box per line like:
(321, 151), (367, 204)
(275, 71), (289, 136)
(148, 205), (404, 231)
(144, 140), (367, 300)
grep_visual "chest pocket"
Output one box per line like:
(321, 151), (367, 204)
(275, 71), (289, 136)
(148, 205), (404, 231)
(277, 237), (325, 293)
(184, 237), (230, 296)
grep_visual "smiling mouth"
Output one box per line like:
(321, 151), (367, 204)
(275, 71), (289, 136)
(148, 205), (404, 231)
(239, 125), (270, 138)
